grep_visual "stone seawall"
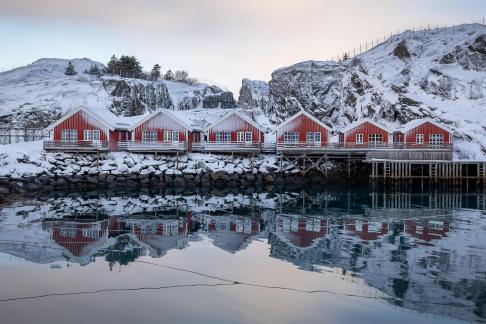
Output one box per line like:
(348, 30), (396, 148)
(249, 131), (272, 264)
(0, 151), (370, 194)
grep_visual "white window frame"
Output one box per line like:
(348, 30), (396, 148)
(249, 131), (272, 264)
(291, 131), (299, 143)
(368, 134), (383, 144)
(150, 130), (158, 142)
(223, 132), (231, 142)
(163, 130), (171, 142)
(314, 132), (321, 144)
(416, 133), (424, 144)
(429, 134), (443, 145)
(306, 132), (314, 143)
(245, 132), (252, 143)
(237, 131), (244, 143)
(284, 131), (292, 144)
(61, 129), (69, 142)
(216, 131), (224, 142)
(84, 130), (92, 141)
(93, 130), (100, 141)
(172, 131), (179, 143)
(69, 130), (78, 142)
(356, 133), (363, 144)
(142, 130), (150, 143)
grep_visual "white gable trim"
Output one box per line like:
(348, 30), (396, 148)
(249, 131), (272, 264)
(128, 109), (193, 131)
(340, 118), (392, 134)
(205, 110), (266, 133)
(45, 107), (115, 131)
(273, 110), (331, 133)
(397, 118), (452, 134)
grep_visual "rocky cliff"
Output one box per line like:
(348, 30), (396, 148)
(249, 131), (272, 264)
(240, 24), (486, 159)
(0, 58), (236, 128)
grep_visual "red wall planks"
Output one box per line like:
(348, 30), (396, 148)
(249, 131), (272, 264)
(276, 114), (329, 144)
(343, 122), (390, 144)
(53, 111), (109, 141)
(403, 122), (451, 144)
(132, 112), (187, 142)
(207, 114), (262, 143)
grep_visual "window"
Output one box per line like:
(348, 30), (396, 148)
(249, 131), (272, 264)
(150, 130), (158, 142)
(93, 130), (100, 141)
(172, 131), (179, 142)
(163, 130), (171, 142)
(223, 132), (231, 142)
(291, 132), (299, 143)
(429, 134), (443, 144)
(84, 130), (92, 141)
(284, 131), (292, 144)
(368, 134), (383, 144)
(245, 132), (252, 143)
(306, 132), (314, 143)
(416, 133), (424, 144)
(216, 132), (224, 142)
(69, 130), (77, 142)
(142, 130), (150, 142)
(61, 129), (70, 142)
(356, 133), (363, 144)
(314, 132), (321, 143)
(237, 132), (244, 143)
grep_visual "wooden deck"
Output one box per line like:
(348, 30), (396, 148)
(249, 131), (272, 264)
(119, 141), (187, 152)
(43, 140), (109, 152)
(204, 142), (262, 153)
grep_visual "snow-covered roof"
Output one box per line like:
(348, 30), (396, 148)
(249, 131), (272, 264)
(205, 110), (267, 132)
(273, 110), (331, 133)
(128, 108), (193, 131)
(340, 118), (393, 134)
(396, 118), (452, 134)
(45, 106), (113, 131)
(45, 106), (147, 131)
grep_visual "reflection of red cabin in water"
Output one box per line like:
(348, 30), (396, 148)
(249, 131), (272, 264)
(344, 220), (389, 241)
(276, 216), (328, 248)
(205, 216), (260, 253)
(45, 219), (109, 257)
(117, 215), (194, 256)
(405, 219), (449, 242)
(338, 118), (392, 147)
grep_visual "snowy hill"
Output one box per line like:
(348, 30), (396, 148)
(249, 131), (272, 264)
(239, 24), (486, 159)
(0, 58), (236, 128)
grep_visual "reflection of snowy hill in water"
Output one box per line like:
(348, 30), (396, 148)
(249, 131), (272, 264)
(268, 211), (486, 322)
(1, 190), (486, 321)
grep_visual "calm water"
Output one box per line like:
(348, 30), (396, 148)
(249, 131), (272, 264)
(0, 187), (485, 324)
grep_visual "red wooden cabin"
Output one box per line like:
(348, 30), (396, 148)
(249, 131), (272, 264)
(205, 110), (266, 153)
(394, 118), (452, 148)
(338, 118), (392, 148)
(44, 106), (143, 151)
(274, 110), (331, 152)
(127, 109), (196, 152)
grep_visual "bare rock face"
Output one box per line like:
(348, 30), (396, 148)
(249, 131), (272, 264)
(393, 40), (411, 60)
(238, 78), (269, 111)
(103, 79), (173, 116)
(267, 61), (346, 124)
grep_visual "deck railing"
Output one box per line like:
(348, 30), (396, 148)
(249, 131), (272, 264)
(120, 141), (187, 152)
(204, 142), (262, 152)
(43, 140), (109, 151)
(276, 142), (453, 151)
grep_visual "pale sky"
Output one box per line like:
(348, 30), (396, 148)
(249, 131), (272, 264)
(0, 0), (485, 93)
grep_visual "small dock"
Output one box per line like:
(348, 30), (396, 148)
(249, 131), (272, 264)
(368, 159), (486, 182)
